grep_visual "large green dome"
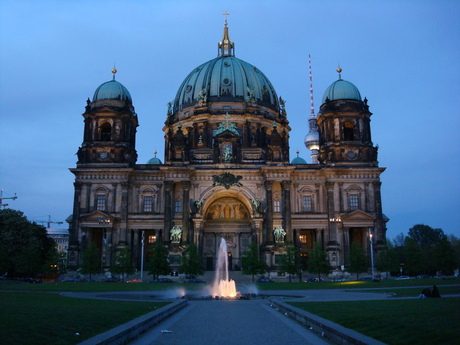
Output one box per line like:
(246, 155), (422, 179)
(322, 78), (361, 104)
(173, 56), (279, 113)
(172, 24), (278, 113)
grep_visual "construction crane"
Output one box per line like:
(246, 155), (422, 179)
(0, 189), (18, 208)
(38, 215), (63, 228)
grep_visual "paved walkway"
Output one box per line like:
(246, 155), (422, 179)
(129, 299), (331, 345)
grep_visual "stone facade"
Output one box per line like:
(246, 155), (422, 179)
(68, 25), (387, 273)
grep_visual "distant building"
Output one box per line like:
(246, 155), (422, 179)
(68, 22), (388, 273)
(47, 228), (69, 267)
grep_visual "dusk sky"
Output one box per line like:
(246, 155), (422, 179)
(1, 0), (459, 240)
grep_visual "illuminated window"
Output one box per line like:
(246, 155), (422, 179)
(302, 196), (312, 212)
(274, 200), (281, 212)
(148, 235), (156, 243)
(96, 195), (107, 211)
(143, 196), (153, 212)
(299, 235), (307, 244)
(349, 194), (359, 210)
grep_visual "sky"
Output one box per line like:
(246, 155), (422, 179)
(0, 0), (459, 240)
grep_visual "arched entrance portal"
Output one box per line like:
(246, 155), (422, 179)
(202, 196), (253, 271)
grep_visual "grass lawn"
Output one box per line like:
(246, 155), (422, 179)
(254, 277), (460, 291)
(352, 285), (460, 297)
(289, 297), (460, 345)
(0, 292), (169, 345)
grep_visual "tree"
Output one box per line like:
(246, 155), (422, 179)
(242, 242), (267, 282)
(179, 243), (204, 278)
(307, 243), (329, 279)
(279, 242), (300, 283)
(0, 209), (57, 278)
(348, 241), (368, 280)
(376, 238), (400, 279)
(403, 237), (424, 276)
(408, 224), (445, 250)
(80, 242), (101, 279)
(146, 242), (171, 280)
(432, 237), (457, 275)
(110, 246), (135, 282)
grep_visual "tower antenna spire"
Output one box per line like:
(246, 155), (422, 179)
(309, 54), (315, 118)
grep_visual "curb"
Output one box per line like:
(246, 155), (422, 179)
(269, 299), (386, 345)
(78, 299), (188, 345)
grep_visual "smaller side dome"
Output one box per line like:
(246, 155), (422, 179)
(146, 157), (162, 165)
(291, 151), (307, 164)
(146, 151), (162, 164)
(322, 79), (361, 104)
(93, 80), (132, 102)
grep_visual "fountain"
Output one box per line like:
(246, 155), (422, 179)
(211, 238), (238, 298)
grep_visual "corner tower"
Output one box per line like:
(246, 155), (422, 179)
(76, 69), (138, 167)
(317, 68), (378, 166)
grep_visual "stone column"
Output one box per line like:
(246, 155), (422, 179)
(264, 180), (274, 244)
(163, 181), (173, 243)
(182, 181), (191, 245)
(119, 182), (129, 244)
(282, 181), (292, 241)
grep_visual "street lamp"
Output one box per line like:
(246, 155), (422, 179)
(98, 217), (111, 274)
(140, 230), (145, 282)
(369, 228), (375, 281)
(329, 216), (341, 269)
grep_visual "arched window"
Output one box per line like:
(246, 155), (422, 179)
(343, 121), (355, 141)
(140, 187), (158, 213)
(345, 185), (362, 211)
(95, 187), (108, 211)
(100, 122), (112, 141)
(298, 187), (315, 213)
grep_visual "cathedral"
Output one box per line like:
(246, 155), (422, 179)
(68, 21), (387, 274)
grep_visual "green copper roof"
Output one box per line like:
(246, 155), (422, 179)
(173, 56), (279, 112)
(146, 156), (162, 165)
(291, 156), (307, 164)
(93, 79), (132, 102)
(322, 78), (361, 104)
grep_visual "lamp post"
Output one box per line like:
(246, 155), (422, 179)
(369, 228), (375, 281)
(98, 217), (110, 274)
(329, 216), (341, 269)
(140, 230), (145, 282)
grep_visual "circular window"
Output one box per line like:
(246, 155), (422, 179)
(222, 78), (231, 86)
(347, 151), (356, 159)
(224, 61), (230, 67)
(185, 85), (192, 93)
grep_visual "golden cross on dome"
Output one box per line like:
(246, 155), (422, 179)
(222, 11), (230, 26)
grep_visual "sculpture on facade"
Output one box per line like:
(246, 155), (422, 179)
(273, 227), (286, 243)
(170, 226), (182, 243)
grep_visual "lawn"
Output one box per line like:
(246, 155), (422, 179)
(289, 298), (460, 345)
(0, 292), (169, 345)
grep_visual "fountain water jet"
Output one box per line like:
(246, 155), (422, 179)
(212, 238), (237, 298)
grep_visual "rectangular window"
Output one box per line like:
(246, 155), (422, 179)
(349, 194), (359, 210)
(299, 235), (307, 244)
(148, 235), (156, 244)
(274, 200), (281, 213)
(143, 196), (153, 212)
(175, 201), (182, 213)
(96, 195), (106, 211)
(302, 196), (312, 212)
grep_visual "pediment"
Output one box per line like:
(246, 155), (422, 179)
(215, 129), (239, 138)
(79, 210), (117, 227)
(341, 210), (375, 227)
